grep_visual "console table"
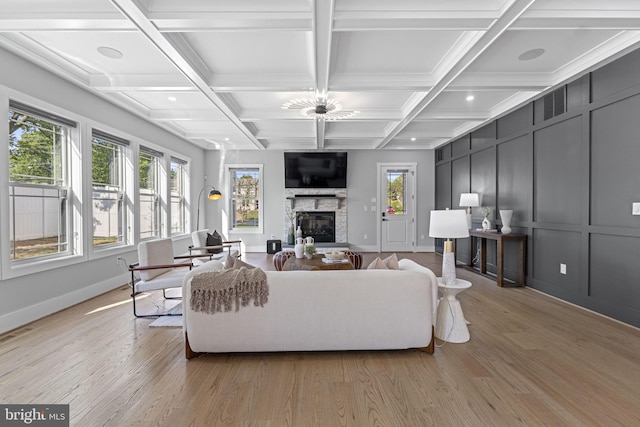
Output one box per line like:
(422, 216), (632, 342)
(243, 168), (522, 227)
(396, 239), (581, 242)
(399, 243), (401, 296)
(467, 230), (527, 287)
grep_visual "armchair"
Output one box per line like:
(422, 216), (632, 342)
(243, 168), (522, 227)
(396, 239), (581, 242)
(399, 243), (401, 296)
(189, 230), (242, 266)
(129, 238), (194, 318)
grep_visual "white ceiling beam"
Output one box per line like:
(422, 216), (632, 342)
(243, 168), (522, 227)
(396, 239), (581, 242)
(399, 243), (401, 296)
(109, 0), (266, 149)
(312, 0), (334, 149)
(90, 74), (194, 91)
(240, 109), (403, 122)
(150, 109), (228, 121)
(376, 0), (536, 149)
(0, 12), (134, 31)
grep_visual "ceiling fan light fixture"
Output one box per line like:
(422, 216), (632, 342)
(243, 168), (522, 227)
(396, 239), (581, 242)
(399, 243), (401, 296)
(282, 95), (358, 121)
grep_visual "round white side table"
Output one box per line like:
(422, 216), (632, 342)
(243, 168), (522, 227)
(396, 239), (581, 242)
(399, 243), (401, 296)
(435, 278), (472, 343)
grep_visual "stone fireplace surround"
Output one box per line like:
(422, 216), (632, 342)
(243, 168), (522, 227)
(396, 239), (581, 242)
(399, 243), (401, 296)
(284, 188), (347, 246)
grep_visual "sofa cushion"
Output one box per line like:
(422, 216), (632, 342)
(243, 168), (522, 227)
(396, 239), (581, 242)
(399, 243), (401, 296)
(233, 258), (256, 269)
(206, 230), (223, 254)
(367, 257), (388, 270)
(383, 253), (400, 270)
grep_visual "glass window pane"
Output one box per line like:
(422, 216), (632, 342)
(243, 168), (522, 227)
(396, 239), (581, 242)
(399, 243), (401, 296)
(92, 137), (125, 247)
(231, 168), (260, 229)
(386, 170), (406, 215)
(8, 106), (70, 261)
(9, 109), (64, 185)
(170, 161), (185, 235)
(139, 152), (159, 239)
(9, 185), (68, 260)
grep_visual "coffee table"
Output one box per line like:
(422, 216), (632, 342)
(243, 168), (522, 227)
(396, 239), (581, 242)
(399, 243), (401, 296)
(282, 254), (354, 271)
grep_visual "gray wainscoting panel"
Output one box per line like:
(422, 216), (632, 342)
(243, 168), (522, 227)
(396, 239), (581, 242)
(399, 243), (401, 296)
(497, 134), (532, 223)
(451, 135), (470, 158)
(591, 47), (640, 103)
(534, 116), (583, 225)
(497, 105), (530, 140)
(590, 233), (640, 324)
(471, 147), (496, 219)
(532, 228), (582, 299)
(452, 157), (471, 263)
(471, 122), (496, 149)
(435, 162), (451, 210)
(591, 93), (640, 228)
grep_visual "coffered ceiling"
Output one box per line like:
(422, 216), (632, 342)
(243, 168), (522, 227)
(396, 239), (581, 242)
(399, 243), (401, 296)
(2, 0), (640, 150)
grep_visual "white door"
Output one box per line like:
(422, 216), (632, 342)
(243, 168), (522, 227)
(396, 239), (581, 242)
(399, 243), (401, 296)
(379, 163), (416, 252)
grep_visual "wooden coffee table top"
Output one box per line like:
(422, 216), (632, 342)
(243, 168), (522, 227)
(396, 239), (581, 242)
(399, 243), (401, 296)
(282, 254), (354, 271)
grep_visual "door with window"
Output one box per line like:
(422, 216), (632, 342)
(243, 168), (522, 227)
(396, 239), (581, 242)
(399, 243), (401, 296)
(379, 163), (416, 252)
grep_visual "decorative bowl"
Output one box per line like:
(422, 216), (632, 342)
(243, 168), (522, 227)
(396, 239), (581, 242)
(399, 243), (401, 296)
(324, 251), (346, 261)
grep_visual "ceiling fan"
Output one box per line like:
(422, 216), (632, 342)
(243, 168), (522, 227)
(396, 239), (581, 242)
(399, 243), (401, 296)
(281, 94), (359, 120)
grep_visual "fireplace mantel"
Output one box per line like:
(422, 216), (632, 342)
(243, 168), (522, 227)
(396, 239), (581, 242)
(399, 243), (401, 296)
(287, 195), (345, 209)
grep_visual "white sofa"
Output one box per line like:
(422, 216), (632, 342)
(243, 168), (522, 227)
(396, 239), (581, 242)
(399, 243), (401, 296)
(182, 258), (438, 358)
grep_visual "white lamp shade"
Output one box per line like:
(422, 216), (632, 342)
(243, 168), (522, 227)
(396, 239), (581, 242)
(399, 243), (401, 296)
(459, 193), (480, 207)
(429, 209), (470, 239)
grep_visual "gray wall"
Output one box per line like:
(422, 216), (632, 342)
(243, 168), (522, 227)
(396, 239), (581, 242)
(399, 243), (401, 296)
(0, 47), (205, 332)
(204, 149), (435, 252)
(435, 47), (640, 328)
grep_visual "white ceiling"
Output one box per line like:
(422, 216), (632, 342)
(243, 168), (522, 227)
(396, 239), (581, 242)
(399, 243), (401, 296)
(2, 0), (640, 151)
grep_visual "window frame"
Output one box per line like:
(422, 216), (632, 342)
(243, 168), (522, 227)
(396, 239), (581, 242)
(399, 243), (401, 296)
(2, 93), (84, 279)
(138, 147), (163, 241)
(90, 129), (130, 250)
(227, 164), (263, 234)
(170, 157), (188, 236)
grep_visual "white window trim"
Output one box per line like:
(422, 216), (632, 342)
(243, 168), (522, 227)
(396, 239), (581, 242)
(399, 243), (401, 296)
(226, 163), (263, 234)
(1, 89), (85, 279)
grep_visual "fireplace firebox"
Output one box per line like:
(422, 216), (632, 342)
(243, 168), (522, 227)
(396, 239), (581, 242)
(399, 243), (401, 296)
(296, 211), (335, 243)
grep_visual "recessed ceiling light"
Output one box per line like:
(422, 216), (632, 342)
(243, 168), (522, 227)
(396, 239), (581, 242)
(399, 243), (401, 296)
(168, 96), (177, 102)
(97, 46), (123, 59)
(224, 138), (230, 141)
(466, 95), (475, 101)
(518, 48), (545, 61)
(411, 137), (417, 141)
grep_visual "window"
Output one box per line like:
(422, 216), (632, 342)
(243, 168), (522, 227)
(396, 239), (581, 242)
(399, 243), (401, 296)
(8, 101), (76, 261)
(139, 146), (162, 240)
(91, 130), (128, 248)
(170, 157), (187, 235)
(386, 170), (407, 215)
(228, 165), (262, 232)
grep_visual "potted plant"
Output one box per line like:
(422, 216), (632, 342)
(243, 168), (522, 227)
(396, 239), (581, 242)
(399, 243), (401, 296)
(481, 207), (492, 230)
(304, 243), (316, 259)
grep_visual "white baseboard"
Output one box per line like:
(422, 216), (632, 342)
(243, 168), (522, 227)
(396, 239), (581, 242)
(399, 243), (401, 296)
(0, 273), (130, 334)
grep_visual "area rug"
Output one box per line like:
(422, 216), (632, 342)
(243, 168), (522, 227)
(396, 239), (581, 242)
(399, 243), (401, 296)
(148, 304), (182, 327)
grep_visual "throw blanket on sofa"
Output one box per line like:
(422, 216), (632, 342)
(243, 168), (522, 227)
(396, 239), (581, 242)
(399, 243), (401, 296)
(190, 267), (268, 314)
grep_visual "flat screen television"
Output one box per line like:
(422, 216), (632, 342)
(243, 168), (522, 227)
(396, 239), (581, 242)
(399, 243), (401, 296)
(284, 152), (347, 189)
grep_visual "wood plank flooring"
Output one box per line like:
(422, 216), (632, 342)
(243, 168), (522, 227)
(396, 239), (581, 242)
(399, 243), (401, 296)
(1, 252), (639, 426)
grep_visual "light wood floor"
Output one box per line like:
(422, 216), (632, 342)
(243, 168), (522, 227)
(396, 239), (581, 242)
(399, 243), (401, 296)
(1, 252), (639, 426)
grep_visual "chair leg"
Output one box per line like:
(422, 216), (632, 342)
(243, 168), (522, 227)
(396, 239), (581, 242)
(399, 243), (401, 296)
(131, 288), (182, 318)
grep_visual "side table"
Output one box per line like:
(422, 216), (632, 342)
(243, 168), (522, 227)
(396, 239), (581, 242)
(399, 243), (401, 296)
(435, 278), (472, 343)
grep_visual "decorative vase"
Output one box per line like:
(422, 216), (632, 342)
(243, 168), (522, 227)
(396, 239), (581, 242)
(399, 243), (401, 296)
(482, 217), (491, 230)
(294, 237), (304, 259)
(296, 226), (302, 239)
(500, 210), (513, 234)
(287, 225), (294, 245)
(305, 253), (313, 259)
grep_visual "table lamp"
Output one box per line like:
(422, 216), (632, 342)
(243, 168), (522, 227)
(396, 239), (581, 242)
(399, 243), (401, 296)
(429, 209), (469, 285)
(459, 193), (480, 229)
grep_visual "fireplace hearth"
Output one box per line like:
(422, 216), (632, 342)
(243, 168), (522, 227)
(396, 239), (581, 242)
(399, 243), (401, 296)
(296, 211), (335, 243)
